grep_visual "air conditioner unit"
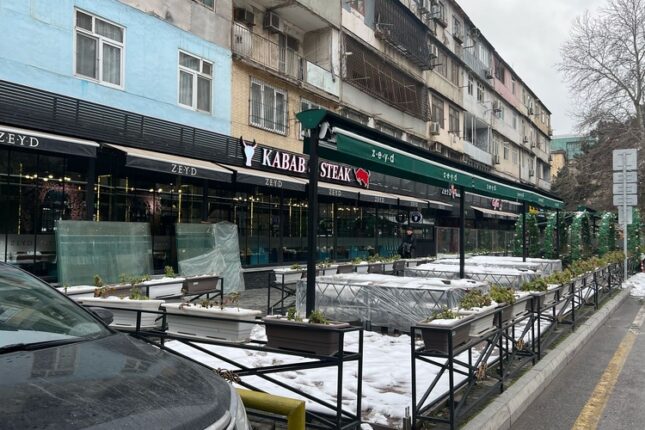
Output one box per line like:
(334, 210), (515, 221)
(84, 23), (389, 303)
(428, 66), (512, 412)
(453, 30), (463, 43)
(530, 142), (537, 149)
(485, 68), (494, 80)
(528, 106), (534, 115)
(522, 136), (529, 144)
(492, 100), (501, 111)
(234, 8), (255, 26)
(493, 154), (500, 164)
(263, 11), (282, 33)
(430, 44), (439, 59)
(430, 122), (441, 135)
(548, 154), (553, 162)
(528, 168), (535, 177)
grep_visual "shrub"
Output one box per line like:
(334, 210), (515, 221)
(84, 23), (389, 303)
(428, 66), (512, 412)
(489, 285), (516, 305)
(459, 290), (492, 310)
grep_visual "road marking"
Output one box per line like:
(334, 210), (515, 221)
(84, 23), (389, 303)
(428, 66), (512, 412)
(571, 304), (645, 430)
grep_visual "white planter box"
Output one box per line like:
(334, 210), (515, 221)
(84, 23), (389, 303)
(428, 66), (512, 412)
(56, 285), (96, 300)
(79, 297), (164, 329)
(274, 269), (305, 284)
(163, 303), (260, 342)
(383, 263), (394, 272)
(458, 304), (497, 336)
(354, 264), (369, 273)
(141, 277), (185, 298)
(510, 292), (532, 319)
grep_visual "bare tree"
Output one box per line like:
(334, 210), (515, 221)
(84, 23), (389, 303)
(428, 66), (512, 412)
(559, 0), (645, 140)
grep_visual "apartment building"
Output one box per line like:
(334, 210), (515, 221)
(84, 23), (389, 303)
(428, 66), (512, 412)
(0, 0), (556, 281)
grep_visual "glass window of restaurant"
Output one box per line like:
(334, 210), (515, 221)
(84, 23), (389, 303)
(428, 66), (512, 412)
(0, 149), (89, 282)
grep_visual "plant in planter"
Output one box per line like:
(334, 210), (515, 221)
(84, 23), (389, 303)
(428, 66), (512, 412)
(417, 307), (473, 353)
(94, 274), (104, 288)
(521, 278), (560, 308)
(456, 290), (497, 336)
(490, 285), (531, 323)
(164, 293), (260, 342)
(164, 265), (176, 278)
(351, 257), (369, 273)
(263, 308), (350, 355)
(317, 259), (338, 275)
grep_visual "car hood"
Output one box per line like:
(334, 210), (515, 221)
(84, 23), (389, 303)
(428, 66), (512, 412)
(0, 333), (231, 429)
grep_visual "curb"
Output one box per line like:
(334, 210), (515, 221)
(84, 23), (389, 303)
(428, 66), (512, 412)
(461, 287), (631, 430)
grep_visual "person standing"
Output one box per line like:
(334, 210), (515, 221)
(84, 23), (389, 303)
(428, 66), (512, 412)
(398, 227), (416, 258)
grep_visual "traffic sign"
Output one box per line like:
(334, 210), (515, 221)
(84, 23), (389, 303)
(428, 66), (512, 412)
(618, 206), (633, 225)
(613, 183), (638, 195)
(613, 171), (638, 184)
(613, 149), (638, 171)
(613, 193), (638, 206)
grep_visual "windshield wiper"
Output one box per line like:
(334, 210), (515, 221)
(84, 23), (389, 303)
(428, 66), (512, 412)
(0, 338), (83, 354)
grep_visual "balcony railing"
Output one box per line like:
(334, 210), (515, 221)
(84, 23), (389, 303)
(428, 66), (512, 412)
(464, 140), (493, 166)
(232, 23), (303, 81)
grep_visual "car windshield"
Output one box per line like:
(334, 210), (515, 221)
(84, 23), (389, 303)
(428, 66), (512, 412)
(0, 265), (110, 349)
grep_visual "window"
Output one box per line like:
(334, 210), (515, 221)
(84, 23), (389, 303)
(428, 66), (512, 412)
(448, 106), (459, 133)
(452, 16), (462, 38)
(407, 134), (426, 147)
(250, 79), (287, 134)
(195, 0), (214, 8)
(467, 75), (473, 96)
(512, 149), (519, 164)
(376, 121), (403, 139)
(450, 60), (460, 86)
(495, 106), (505, 120)
(511, 76), (516, 95)
(74, 10), (124, 87)
(178, 51), (212, 113)
(494, 60), (505, 83)
(432, 96), (444, 128)
(512, 112), (517, 129)
(346, 0), (365, 15)
(503, 143), (510, 160)
(340, 108), (369, 125)
(476, 81), (484, 103)
(436, 51), (448, 79)
(433, 1), (446, 23)
(299, 99), (321, 138)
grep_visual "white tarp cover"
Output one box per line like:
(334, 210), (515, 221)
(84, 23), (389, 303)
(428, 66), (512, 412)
(177, 222), (245, 293)
(295, 274), (488, 331)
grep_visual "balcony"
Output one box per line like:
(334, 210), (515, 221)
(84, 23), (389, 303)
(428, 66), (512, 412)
(233, 23), (303, 82)
(538, 178), (551, 191)
(464, 140), (493, 166)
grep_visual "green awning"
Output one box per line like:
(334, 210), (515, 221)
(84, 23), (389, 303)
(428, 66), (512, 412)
(297, 109), (563, 209)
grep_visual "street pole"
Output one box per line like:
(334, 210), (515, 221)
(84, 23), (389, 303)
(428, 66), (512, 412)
(459, 187), (465, 278)
(623, 153), (628, 279)
(306, 127), (320, 316)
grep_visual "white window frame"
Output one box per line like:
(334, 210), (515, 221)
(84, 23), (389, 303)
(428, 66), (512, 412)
(73, 9), (125, 89)
(249, 79), (288, 135)
(177, 50), (213, 113)
(299, 98), (321, 139)
(467, 74), (473, 96)
(476, 82), (484, 103)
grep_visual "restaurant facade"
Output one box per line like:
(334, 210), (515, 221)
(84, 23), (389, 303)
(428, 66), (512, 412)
(0, 82), (524, 283)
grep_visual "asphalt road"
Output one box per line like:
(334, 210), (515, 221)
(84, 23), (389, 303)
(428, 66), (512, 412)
(511, 296), (645, 430)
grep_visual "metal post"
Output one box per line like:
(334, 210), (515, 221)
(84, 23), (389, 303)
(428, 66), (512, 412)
(623, 153), (628, 280)
(85, 158), (96, 221)
(459, 187), (465, 278)
(306, 128), (320, 316)
(555, 209), (560, 257)
(522, 202), (527, 262)
(201, 179), (208, 222)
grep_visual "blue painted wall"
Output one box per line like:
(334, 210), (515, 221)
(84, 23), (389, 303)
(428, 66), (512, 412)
(0, 0), (231, 135)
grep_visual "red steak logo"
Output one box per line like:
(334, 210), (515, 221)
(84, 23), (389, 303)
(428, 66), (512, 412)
(354, 168), (370, 188)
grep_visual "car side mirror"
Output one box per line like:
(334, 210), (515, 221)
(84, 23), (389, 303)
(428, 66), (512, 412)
(87, 307), (114, 325)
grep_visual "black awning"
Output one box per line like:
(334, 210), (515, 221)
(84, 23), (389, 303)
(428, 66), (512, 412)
(0, 125), (98, 157)
(358, 189), (399, 206)
(105, 143), (232, 182)
(223, 164), (307, 191)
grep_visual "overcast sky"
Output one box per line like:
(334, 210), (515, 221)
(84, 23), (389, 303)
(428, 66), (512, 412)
(459, 0), (607, 136)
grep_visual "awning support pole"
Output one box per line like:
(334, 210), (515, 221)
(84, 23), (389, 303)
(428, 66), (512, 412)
(459, 187), (465, 278)
(522, 202), (527, 262)
(306, 127), (320, 316)
(555, 209), (560, 258)
(86, 158), (96, 221)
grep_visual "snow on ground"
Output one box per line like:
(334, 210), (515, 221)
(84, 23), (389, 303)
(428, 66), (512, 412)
(624, 272), (645, 297)
(165, 319), (558, 427)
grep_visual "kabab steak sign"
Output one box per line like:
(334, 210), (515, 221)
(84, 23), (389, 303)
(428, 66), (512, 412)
(245, 141), (370, 188)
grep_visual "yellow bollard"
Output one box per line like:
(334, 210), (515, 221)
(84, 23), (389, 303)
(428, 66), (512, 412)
(236, 388), (306, 430)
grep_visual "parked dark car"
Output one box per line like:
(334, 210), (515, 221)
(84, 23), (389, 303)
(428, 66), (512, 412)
(0, 263), (249, 429)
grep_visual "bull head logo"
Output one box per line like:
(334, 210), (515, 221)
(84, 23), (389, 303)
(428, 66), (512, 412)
(240, 136), (257, 167)
(354, 168), (370, 188)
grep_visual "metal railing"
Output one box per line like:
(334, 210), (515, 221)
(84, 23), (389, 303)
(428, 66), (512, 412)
(232, 23), (303, 81)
